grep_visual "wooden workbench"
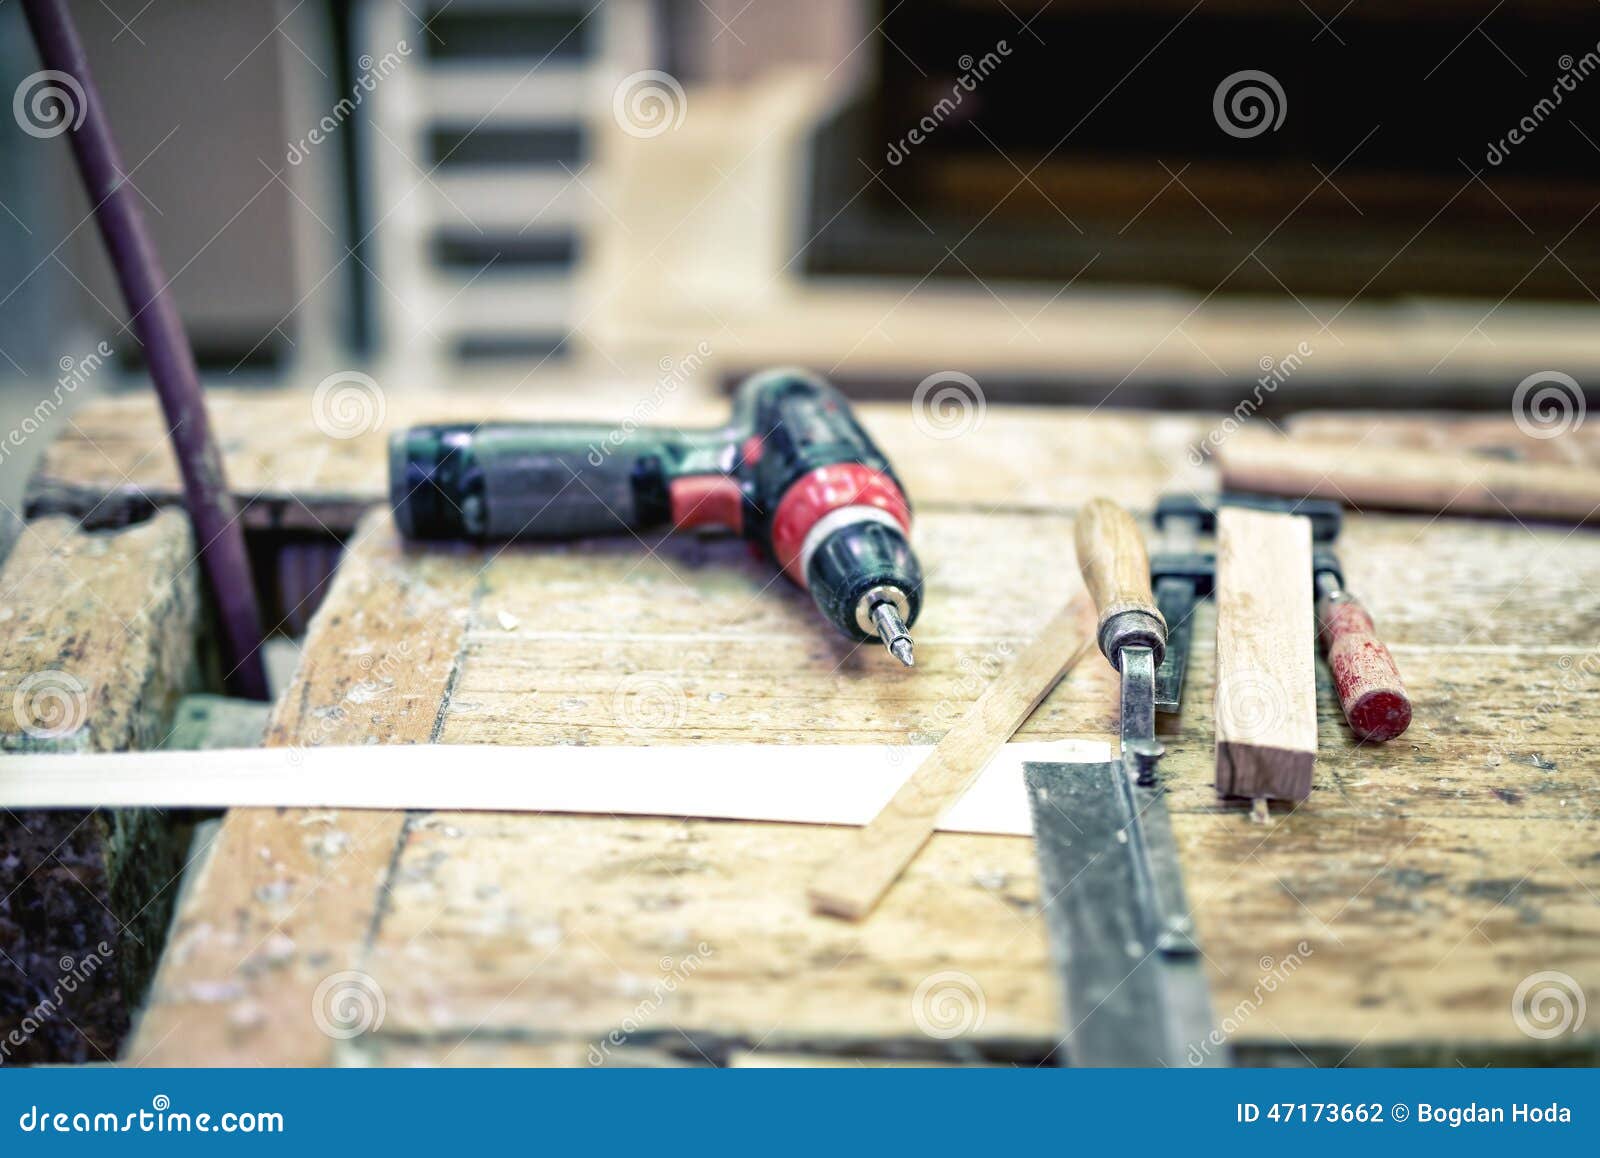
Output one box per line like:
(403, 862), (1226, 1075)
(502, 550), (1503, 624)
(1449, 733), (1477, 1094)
(17, 388), (1600, 1066)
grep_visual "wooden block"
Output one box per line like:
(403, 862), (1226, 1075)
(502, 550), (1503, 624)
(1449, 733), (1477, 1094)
(807, 591), (1097, 920)
(1213, 508), (1317, 801)
(0, 512), (200, 1064)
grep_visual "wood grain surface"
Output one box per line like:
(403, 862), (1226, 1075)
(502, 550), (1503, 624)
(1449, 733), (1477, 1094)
(131, 520), (484, 1065)
(42, 393), (1589, 1067)
(1214, 509), (1319, 801)
(0, 512), (200, 1063)
(807, 591), (1096, 920)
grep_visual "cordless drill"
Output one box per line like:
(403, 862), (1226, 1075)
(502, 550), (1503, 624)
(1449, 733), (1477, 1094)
(389, 368), (924, 665)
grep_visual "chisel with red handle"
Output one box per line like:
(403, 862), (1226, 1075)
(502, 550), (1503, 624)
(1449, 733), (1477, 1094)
(1314, 553), (1412, 742)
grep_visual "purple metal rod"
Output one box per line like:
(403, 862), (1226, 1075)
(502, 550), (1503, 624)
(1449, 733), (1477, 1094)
(23, 0), (269, 700)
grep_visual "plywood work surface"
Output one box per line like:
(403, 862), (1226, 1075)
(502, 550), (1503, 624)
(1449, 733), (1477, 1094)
(86, 394), (1599, 1066)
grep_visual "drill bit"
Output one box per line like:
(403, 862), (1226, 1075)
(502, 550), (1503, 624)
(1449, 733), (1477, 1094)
(869, 600), (915, 667)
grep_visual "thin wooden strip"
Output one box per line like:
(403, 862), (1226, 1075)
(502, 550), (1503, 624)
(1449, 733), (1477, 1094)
(1217, 430), (1600, 523)
(0, 739), (1108, 835)
(807, 591), (1097, 921)
(1214, 508), (1318, 801)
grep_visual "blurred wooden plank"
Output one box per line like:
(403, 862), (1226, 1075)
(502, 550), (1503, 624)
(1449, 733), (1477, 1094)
(0, 511), (200, 1064)
(1218, 430), (1600, 524)
(27, 387), (1205, 531)
(1288, 411), (1600, 467)
(583, 71), (1600, 391)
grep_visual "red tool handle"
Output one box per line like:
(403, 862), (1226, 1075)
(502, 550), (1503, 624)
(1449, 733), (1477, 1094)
(1317, 591), (1412, 742)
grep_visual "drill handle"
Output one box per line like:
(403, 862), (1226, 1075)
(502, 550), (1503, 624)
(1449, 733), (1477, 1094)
(391, 422), (734, 541)
(1074, 498), (1167, 668)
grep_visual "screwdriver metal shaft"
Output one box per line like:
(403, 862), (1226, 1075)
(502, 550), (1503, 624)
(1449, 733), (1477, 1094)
(869, 601), (915, 667)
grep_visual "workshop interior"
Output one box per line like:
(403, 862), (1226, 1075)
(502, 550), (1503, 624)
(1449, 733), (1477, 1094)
(0, 0), (1597, 1078)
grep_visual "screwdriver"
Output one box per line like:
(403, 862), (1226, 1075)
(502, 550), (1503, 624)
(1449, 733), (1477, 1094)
(388, 368), (924, 665)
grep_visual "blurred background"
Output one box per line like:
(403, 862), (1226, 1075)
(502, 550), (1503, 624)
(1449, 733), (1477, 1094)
(3, 0), (1599, 517)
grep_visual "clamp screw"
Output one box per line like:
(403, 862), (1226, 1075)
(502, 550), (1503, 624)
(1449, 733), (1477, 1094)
(1128, 739), (1166, 787)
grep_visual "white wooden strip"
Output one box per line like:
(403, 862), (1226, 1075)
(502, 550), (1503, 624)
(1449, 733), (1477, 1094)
(0, 740), (1108, 836)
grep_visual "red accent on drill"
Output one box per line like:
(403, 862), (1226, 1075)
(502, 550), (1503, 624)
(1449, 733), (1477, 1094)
(769, 464), (912, 587)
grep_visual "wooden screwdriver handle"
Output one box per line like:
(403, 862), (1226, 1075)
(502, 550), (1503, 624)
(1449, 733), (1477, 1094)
(1317, 590), (1412, 743)
(1074, 498), (1165, 662)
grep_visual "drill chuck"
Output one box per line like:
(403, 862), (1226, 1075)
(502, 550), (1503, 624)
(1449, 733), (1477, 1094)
(803, 517), (922, 655)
